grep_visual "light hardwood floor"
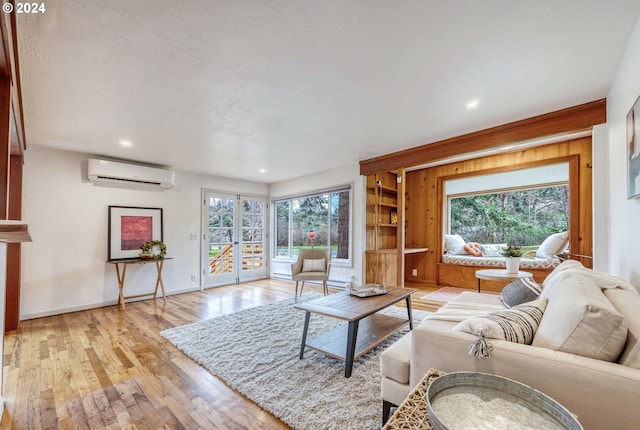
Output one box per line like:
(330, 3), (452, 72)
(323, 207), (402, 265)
(1, 279), (437, 430)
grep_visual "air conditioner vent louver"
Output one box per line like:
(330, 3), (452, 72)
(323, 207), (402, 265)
(94, 175), (163, 186)
(87, 159), (175, 189)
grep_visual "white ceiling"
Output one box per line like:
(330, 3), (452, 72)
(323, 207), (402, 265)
(16, 0), (640, 183)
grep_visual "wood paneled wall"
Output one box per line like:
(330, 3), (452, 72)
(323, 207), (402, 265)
(404, 136), (593, 286)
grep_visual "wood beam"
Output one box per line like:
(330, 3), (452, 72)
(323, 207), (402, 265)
(360, 99), (606, 176)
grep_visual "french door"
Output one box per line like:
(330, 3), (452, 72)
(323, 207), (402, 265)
(202, 190), (267, 287)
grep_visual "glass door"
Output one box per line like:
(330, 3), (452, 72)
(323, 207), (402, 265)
(202, 191), (267, 287)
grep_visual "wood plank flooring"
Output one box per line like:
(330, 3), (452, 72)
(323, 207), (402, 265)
(1, 279), (437, 430)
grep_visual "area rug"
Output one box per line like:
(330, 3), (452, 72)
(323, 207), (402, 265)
(161, 295), (428, 430)
(420, 286), (469, 302)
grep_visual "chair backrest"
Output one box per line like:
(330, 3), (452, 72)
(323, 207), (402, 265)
(298, 248), (330, 263)
(292, 248), (331, 274)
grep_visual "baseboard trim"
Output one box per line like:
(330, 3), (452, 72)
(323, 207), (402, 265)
(20, 286), (201, 321)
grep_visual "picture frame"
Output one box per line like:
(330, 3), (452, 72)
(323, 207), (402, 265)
(627, 94), (640, 199)
(108, 206), (163, 260)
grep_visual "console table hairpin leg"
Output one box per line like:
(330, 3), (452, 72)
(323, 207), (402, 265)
(111, 258), (169, 310)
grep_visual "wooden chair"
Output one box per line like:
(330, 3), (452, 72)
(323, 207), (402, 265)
(290, 248), (331, 301)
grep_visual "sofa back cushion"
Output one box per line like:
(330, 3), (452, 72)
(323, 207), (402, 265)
(603, 288), (640, 368)
(532, 274), (628, 361)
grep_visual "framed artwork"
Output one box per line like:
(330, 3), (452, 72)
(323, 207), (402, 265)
(627, 94), (640, 199)
(108, 206), (163, 260)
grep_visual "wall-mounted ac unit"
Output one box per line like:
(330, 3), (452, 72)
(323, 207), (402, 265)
(87, 158), (175, 189)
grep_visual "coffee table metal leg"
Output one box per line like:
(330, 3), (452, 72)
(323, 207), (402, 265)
(345, 320), (359, 378)
(405, 296), (414, 330)
(300, 311), (311, 359)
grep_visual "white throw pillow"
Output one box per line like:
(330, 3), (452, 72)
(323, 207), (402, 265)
(535, 231), (569, 258)
(444, 234), (466, 253)
(302, 258), (325, 272)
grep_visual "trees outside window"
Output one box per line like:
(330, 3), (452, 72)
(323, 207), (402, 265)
(274, 187), (351, 260)
(450, 185), (569, 246)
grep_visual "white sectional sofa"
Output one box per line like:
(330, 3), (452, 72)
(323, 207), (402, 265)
(380, 261), (640, 430)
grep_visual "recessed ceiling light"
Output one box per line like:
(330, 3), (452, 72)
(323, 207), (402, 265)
(259, 168), (266, 173)
(120, 140), (132, 147)
(466, 100), (479, 110)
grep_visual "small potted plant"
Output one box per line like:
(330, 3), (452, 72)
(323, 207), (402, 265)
(501, 244), (524, 274)
(140, 240), (167, 259)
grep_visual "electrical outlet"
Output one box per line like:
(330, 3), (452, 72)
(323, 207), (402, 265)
(191, 275), (197, 282)
(412, 268), (417, 276)
(190, 233), (198, 240)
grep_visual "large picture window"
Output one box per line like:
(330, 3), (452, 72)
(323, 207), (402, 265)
(445, 163), (570, 248)
(274, 186), (351, 261)
(449, 184), (569, 246)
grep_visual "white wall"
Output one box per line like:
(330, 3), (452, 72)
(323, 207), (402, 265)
(269, 162), (365, 287)
(21, 146), (268, 319)
(607, 16), (640, 286)
(592, 124), (610, 272)
(444, 163), (569, 195)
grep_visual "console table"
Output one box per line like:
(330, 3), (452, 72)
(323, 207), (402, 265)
(107, 257), (172, 309)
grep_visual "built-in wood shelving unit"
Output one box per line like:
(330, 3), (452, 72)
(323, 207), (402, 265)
(365, 169), (428, 287)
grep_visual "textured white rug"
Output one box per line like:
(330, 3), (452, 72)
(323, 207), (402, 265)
(161, 294), (427, 430)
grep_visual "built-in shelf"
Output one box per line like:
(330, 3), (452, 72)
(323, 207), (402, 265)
(404, 248), (429, 254)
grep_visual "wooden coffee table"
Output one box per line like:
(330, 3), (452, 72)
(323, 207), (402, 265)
(295, 286), (417, 378)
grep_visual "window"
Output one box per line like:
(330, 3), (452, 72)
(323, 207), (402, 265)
(449, 184), (569, 246)
(274, 186), (351, 261)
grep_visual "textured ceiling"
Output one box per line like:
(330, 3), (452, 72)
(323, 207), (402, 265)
(16, 0), (640, 183)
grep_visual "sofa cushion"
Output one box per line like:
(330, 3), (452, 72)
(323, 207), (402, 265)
(533, 274), (628, 361)
(500, 278), (543, 308)
(380, 332), (411, 384)
(535, 231), (568, 258)
(453, 299), (547, 345)
(603, 288), (640, 368)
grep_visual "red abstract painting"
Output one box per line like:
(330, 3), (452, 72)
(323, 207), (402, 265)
(121, 216), (153, 250)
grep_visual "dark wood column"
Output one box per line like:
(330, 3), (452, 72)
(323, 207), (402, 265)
(0, 76), (9, 220)
(1, 10), (28, 332)
(6, 155), (22, 330)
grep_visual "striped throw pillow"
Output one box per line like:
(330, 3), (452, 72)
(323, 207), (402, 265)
(453, 299), (548, 358)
